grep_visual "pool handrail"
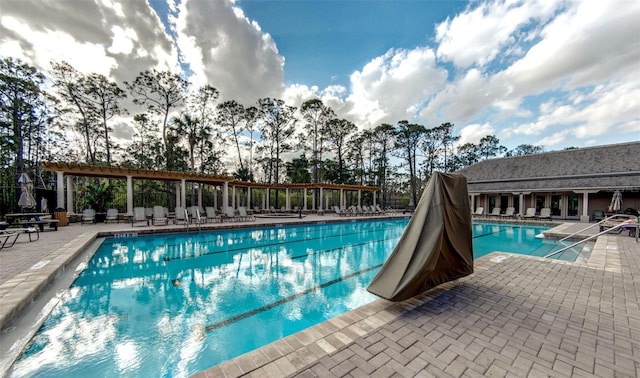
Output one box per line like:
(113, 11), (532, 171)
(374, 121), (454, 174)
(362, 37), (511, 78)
(558, 214), (633, 242)
(545, 219), (639, 258)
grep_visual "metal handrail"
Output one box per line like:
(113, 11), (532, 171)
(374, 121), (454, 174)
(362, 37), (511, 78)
(545, 221), (639, 258)
(558, 214), (634, 242)
(184, 208), (190, 232)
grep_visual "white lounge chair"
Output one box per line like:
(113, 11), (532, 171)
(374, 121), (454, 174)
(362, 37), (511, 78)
(500, 207), (515, 218)
(132, 207), (148, 227)
(81, 209), (95, 224)
(152, 206), (168, 226)
(238, 206), (255, 221)
(488, 207), (501, 218)
(205, 206), (221, 223)
(538, 208), (552, 220)
(175, 207), (188, 224)
(472, 207), (484, 217)
(523, 208), (537, 219)
(105, 208), (119, 223)
(223, 207), (238, 222)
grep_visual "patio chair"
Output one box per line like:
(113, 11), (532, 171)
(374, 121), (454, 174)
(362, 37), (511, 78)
(191, 207), (203, 224)
(523, 208), (536, 220)
(132, 207), (149, 227)
(0, 227), (39, 250)
(205, 206), (221, 223)
(175, 207), (188, 225)
(152, 206), (168, 226)
(81, 209), (95, 225)
(334, 206), (347, 216)
(105, 208), (119, 223)
(223, 207), (238, 222)
(500, 207), (515, 219)
(488, 207), (501, 218)
(238, 206), (255, 221)
(472, 207), (484, 217)
(592, 209), (605, 222)
(538, 208), (552, 220)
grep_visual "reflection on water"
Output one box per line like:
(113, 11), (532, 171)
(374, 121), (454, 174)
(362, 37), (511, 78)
(12, 220), (555, 377)
(12, 220), (407, 377)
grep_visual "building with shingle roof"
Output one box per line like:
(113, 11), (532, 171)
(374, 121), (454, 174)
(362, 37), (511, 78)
(458, 142), (640, 221)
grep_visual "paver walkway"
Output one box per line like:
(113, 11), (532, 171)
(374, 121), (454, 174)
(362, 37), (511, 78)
(196, 228), (640, 377)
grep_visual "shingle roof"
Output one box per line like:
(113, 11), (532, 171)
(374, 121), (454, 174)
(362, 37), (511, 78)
(458, 141), (640, 193)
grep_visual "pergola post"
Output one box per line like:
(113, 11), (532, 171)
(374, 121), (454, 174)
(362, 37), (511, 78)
(340, 189), (344, 209)
(312, 190), (316, 210)
(373, 191), (377, 207)
(213, 187), (218, 209)
(181, 179), (187, 208)
(262, 190), (266, 210)
(319, 187), (323, 210)
(303, 188), (307, 211)
(247, 187), (252, 209)
(56, 171), (64, 210)
(126, 175), (133, 215)
(285, 188), (290, 210)
(175, 182), (181, 210)
(66, 176), (74, 214)
(357, 190), (362, 207)
(223, 182), (229, 211)
(197, 184), (202, 208)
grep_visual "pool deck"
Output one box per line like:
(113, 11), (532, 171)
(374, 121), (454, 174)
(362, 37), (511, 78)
(1, 216), (639, 377)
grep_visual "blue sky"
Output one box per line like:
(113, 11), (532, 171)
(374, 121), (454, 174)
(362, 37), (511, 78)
(238, 0), (467, 88)
(1, 0), (639, 154)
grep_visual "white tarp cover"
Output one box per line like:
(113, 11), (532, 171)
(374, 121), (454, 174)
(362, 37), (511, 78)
(367, 172), (474, 302)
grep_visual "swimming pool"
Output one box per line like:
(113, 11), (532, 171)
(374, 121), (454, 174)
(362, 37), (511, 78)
(11, 219), (567, 377)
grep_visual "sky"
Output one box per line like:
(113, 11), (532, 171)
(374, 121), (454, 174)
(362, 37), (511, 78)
(1, 0), (639, 153)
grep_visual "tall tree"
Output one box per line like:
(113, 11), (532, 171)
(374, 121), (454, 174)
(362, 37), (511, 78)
(84, 73), (127, 165)
(51, 61), (99, 164)
(285, 154), (312, 183)
(216, 100), (247, 172)
(325, 118), (357, 184)
(187, 84), (218, 173)
(300, 98), (334, 184)
(394, 120), (426, 207)
(478, 135), (507, 160)
(126, 69), (187, 166)
(506, 144), (545, 156)
(124, 114), (163, 169)
(372, 123), (395, 207)
(256, 98), (297, 186)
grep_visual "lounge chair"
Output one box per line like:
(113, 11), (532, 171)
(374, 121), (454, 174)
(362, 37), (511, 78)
(523, 208), (536, 220)
(205, 207), (221, 223)
(472, 207), (484, 217)
(238, 206), (255, 221)
(0, 227), (39, 250)
(500, 207), (515, 218)
(175, 207), (188, 225)
(132, 207), (149, 227)
(538, 208), (552, 220)
(223, 207), (238, 222)
(152, 206), (168, 226)
(105, 208), (119, 223)
(81, 209), (95, 224)
(190, 207), (203, 224)
(334, 206), (347, 216)
(487, 207), (501, 218)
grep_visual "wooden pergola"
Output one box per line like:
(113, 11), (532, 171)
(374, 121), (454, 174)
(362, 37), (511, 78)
(43, 162), (379, 215)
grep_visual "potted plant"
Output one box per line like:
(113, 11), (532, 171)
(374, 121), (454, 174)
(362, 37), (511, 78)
(82, 181), (115, 222)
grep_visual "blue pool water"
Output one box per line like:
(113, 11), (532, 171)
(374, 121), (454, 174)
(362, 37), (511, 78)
(12, 219), (568, 377)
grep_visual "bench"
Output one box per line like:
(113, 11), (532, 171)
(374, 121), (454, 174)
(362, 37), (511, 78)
(13, 219), (59, 231)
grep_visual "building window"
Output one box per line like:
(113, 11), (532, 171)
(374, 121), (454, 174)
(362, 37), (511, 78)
(568, 194), (578, 217)
(551, 194), (562, 216)
(536, 195), (545, 213)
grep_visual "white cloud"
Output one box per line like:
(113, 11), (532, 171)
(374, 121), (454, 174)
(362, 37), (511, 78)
(435, 0), (561, 68)
(176, 0), (285, 104)
(345, 47), (447, 129)
(458, 123), (495, 145)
